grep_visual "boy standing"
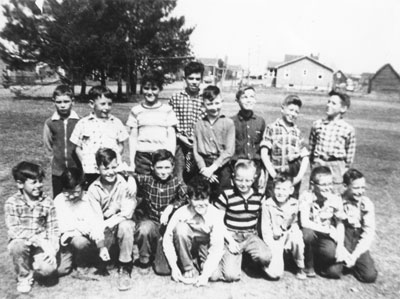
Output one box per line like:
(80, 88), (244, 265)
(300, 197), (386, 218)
(231, 86), (266, 192)
(43, 85), (80, 197)
(169, 61), (206, 182)
(261, 174), (306, 280)
(86, 148), (137, 291)
(70, 85), (129, 188)
(193, 85), (235, 202)
(299, 166), (346, 278)
(127, 70), (178, 174)
(323, 169), (377, 282)
(133, 149), (188, 274)
(163, 178), (225, 287)
(309, 90), (356, 193)
(213, 160), (271, 282)
(5, 162), (59, 293)
(261, 94), (309, 199)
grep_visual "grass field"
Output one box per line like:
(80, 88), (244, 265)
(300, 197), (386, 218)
(0, 85), (399, 299)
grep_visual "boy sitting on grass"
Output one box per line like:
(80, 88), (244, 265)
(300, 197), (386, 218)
(322, 169), (378, 283)
(193, 85), (235, 202)
(54, 167), (110, 278)
(261, 174), (306, 280)
(133, 149), (188, 274)
(5, 162), (60, 293)
(213, 160), (271, 282)
(86, 148), (137, 291)
(299, 166), (347, 278)
(70, 85), (129, 189)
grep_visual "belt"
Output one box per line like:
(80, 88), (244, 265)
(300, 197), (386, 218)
(316, 155), (344, 162)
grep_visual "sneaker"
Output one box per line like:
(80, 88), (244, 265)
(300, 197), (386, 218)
(133, 260), (151, 275)
(117, 268), (132, 291)
(17, 276), (33, 293)
(304, 268), (316, 278)
(296, 269), (307, 280)
(71, 267), (99, 281)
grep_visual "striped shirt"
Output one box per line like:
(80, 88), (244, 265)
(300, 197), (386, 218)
(135, 174), (188, 223)
(5, 192), (59, 251)
(309, 118), (356, 167)
(215, 188), (264, 231)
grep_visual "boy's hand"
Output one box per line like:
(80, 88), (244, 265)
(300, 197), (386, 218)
(200, 165), (218, 180)
(60, 230), (80, 246)
(208, 174), (219, 183)
(328, 226), (338, 241)
(160, 206), (173, 225)
(227, 239), (241, 254)
(126, 176), (137, 197)
(99, 247), (110, 261)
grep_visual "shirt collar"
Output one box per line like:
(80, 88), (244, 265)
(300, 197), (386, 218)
(276, 118), (295, 130)
(92, 174), (123, 191)
(202, 114), (226, 122)
(51, 110), (79, 121)
(237, 110), (255, 120)
(87, 112), (115, 121)
(17, 190), (46, 207)
(322, 116), (343, 124)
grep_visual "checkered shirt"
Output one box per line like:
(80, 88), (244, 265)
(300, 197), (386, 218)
(135, 174), (188, 223)
(5, 192), (60, 251)
(169, 90), (206, 138)
(309, 118), (356, 167)
(261, 118), (309, 172)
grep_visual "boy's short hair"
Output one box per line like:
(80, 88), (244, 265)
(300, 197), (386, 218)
(328, 89), (351, 109)
(235, 86), (255, 100)
(141, 69), (164, 90)
(202, 85), (220, 101)
(233, 159), (257, 177)
(187, 177), (210, 201)
(343, 168), (364, 186)
(60, 167), (84, 190)
(273, 173), (293, 187)
(152, 149), (174, 166)
(53, 84), (74, 100)
(95, 147), (117, 167)
(184, 61), (205, 78)
(282, 94), (302, 108)
(88, 85), (113, 102)
(310, 166), (332, 184)
(12, 161), (45, 183)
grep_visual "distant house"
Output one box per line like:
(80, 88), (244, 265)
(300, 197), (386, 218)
(333, 70), (348, 90)
(368, 63), (400, 93)
(275, 56), (333, 91)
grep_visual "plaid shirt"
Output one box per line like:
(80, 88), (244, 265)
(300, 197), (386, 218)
(261, 118), (309, 172)
(135, 174), (188, 223)
(169, 90), (206, 139)
(5, 192), (59, 251)
(309, 118), (356, 167)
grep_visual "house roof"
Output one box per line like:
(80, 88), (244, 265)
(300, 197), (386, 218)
(275, 56), (333, 72)
(267, 61), (281, 69)
(197, 58), (219, 66)
(370, 63), (400, 82)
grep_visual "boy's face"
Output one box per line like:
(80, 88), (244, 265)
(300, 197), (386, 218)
(345, 177), (366, 201)
(17, 178), (43, 200)
(311, 174), (333, 200)
(54, 95), (74, 118)
(190, 197), (209, 216)
(273, 180), (294, 203)
(185, 72), (202, 94)
(281, 103), (300, 125)
(90, 95), (112, 119)
(326, 95), (346, 119)
(153, 159), (173, 181)
(62, 185), (83, 203)
(204, 95), (223, 118)
(233, 167), (255, 195)
(98, 158), (118, 184)
(142, 81), (160, 105)
(237, 89), (256, 111)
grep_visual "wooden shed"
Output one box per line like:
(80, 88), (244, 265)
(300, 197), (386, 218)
(368, 63), (400, 93)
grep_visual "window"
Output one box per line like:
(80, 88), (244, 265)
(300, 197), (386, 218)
(303, 69), (307, 76)
(318, 74), (323, 80)
(284, 71), (290, 79)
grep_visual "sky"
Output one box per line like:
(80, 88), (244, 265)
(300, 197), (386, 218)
(174, 0), (400, 74)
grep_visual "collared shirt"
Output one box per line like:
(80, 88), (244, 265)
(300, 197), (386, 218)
(126, 103), (178, 153)
(309, 118), (356, 167)
(168, 90), (206, 138)
(135, 174), (188, 223)
(342, 195), (375, 254)
(70, 113), (129, 173)
(261, 118), (309, 173)
(54, 192), (105, 247)
(5, 192), (59, 251)
(163, 204), (225, 280)
(215, 188), (264, 231)
(231, 112), (266, 161)
(193, 115), (235, 169)
(86, 175), (136, 224)
(43, 110), (80, 176)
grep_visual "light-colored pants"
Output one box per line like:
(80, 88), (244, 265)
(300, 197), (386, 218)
(104, 220), (136, 263)
(264, 224), (305, 279)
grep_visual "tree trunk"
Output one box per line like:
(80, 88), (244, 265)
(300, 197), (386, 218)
(80, 80), (86, 96)
(100, 70), (106, 87)
(117, 76), (122, 101)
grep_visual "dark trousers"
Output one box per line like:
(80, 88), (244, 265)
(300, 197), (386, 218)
(83, 173), (100, 191)
(52, 175), (64, 198)
(174, 139), (198, 183)
(203, 156), (232, 203)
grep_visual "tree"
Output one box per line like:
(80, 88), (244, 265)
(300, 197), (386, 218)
(0, 0), (193, 96)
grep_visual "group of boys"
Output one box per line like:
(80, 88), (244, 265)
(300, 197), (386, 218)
(5, 61), (377, 294)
